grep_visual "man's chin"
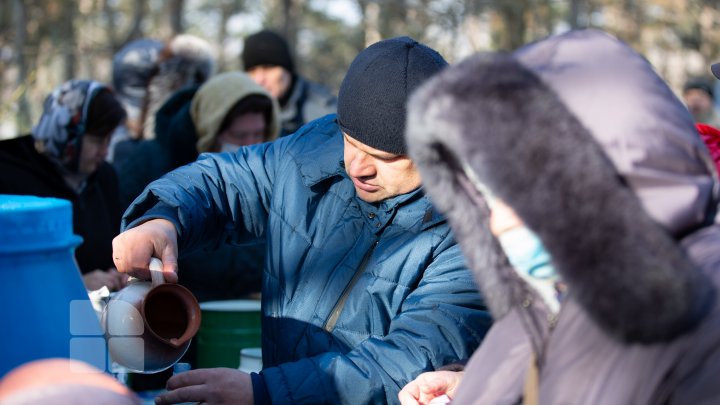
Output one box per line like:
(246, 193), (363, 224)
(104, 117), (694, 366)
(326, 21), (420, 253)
(355, 188), (385, 203)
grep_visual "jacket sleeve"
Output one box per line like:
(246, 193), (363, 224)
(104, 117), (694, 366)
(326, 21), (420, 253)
(260, 240), (492, 404)
(121, 136), (285, 253)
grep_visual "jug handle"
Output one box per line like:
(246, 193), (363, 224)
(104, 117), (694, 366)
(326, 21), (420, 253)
(149, 257), (165, 287)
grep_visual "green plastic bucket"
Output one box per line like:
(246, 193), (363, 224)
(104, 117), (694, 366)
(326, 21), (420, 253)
(196, 300), (262, 369)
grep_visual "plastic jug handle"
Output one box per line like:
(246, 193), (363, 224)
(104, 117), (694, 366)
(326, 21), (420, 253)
(148, 257), (165, 287)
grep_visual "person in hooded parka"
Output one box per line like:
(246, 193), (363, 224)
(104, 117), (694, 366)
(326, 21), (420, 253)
(402, 29), (720, 405)
(0, 80), (127, 292)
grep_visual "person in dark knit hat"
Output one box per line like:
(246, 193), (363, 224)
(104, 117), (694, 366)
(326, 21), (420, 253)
(112, 36), (489, 404)
(242, 29), (337, 136)
(682, 76), (720, 127)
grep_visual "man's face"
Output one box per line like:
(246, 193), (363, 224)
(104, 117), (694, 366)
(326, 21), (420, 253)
(247, 65), (292, 99)
(343, 133), (422, 203)
(78, 134), (110, 175)
(217, 112), (267, 148)
(684, 88), (714, 121)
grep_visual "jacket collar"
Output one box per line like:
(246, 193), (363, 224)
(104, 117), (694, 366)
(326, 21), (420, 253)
(295, 115), (346, 187)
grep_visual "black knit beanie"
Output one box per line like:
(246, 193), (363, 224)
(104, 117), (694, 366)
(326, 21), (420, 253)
(242, 30), (295, 73)
(337, 36), (448, 155)
(683, 77), (715, 100)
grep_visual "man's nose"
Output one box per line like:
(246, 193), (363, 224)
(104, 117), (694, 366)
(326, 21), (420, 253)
(348, 153), (374, 178)
(250, 71), (267, 86)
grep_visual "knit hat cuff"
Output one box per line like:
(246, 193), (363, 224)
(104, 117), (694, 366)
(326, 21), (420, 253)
(337, 112), (407, 155)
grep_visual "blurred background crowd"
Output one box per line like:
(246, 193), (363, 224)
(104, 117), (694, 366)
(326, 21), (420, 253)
(2, 0), (720, 138)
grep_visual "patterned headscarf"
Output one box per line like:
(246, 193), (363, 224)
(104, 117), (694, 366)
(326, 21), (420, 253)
(32, 80), (107, 170)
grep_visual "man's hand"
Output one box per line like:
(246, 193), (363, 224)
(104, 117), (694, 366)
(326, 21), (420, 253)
(111, 218), (179, 283)
(155, 368), (253, 405)
(398, 371), (464, 405)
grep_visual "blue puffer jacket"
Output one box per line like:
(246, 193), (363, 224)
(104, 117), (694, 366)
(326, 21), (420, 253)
(123, 114), (491, 404)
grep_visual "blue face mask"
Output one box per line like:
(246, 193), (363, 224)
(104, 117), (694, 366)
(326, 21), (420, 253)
(497, 226), (555, 279)
(498, 226), (561, 312)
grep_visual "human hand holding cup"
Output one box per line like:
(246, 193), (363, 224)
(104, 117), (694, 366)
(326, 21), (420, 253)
(101, 257), (201, 373)
(112, 218), (179, 283)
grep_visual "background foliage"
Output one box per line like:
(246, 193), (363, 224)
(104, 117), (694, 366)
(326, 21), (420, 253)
(2, 0), (720, 137)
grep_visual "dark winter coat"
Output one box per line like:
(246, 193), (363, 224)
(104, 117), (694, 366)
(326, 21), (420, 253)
(279, 75), (337, 136)
(0, 135), (121, 274)
(407, 29), (720, 404)
(114, 85), (198, 211)
(122, 114), (491, 403)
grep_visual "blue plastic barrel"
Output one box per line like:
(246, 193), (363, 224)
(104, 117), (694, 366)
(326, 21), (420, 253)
(0, 195), (103, 377)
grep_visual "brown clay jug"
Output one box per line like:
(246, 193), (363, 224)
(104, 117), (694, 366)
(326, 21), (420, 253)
(101, 258), (201, 373)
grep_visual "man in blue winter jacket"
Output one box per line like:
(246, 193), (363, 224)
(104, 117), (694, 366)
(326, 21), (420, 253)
(112, 36), (491, 405)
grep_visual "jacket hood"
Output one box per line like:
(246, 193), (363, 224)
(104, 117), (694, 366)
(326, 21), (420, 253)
(191, 71), (280, 153)
(406, 29), (717, 343)
(112, 38), (164, 119)
(142, 34), (216, 140)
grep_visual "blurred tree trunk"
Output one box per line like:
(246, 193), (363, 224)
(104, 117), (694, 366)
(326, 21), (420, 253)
(360, 0), (381, 46)
(104, 0), (147, 53)
(535, 0), (555, 37)
(621, 0), (644, 49)
(59, 0), (77, 80)
(123, 0), (146, 46)
(102, 0), (119, 51)
(568, 0), (584, 29)
(12, 0), (31, 133)
(263, 0), (300, 57)
(495, 0), (528, 50)
(280, 0), (300, 56)
(169, 0), (185, 35)
(0, 1), (11, 43)
(0, 1), (10, 87)
(217, 3), (231, 71)
(381, 0), (408, 39)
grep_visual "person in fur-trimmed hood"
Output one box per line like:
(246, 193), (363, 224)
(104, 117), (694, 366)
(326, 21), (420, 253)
(401, 29), (720, 404)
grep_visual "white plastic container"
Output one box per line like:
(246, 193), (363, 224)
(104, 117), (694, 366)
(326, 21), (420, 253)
(238, 347), (263, 373)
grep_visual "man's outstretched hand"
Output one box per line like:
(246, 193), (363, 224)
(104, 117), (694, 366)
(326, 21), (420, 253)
(155, 368), (253, 405)
(398, 370), (463, 405)
(112, 218), (179, 283)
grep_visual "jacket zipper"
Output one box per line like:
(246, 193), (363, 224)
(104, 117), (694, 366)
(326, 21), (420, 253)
(323, 240), (379, 332)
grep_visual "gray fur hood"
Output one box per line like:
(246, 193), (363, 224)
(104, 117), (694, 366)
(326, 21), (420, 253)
(406, 29), (718, 343)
